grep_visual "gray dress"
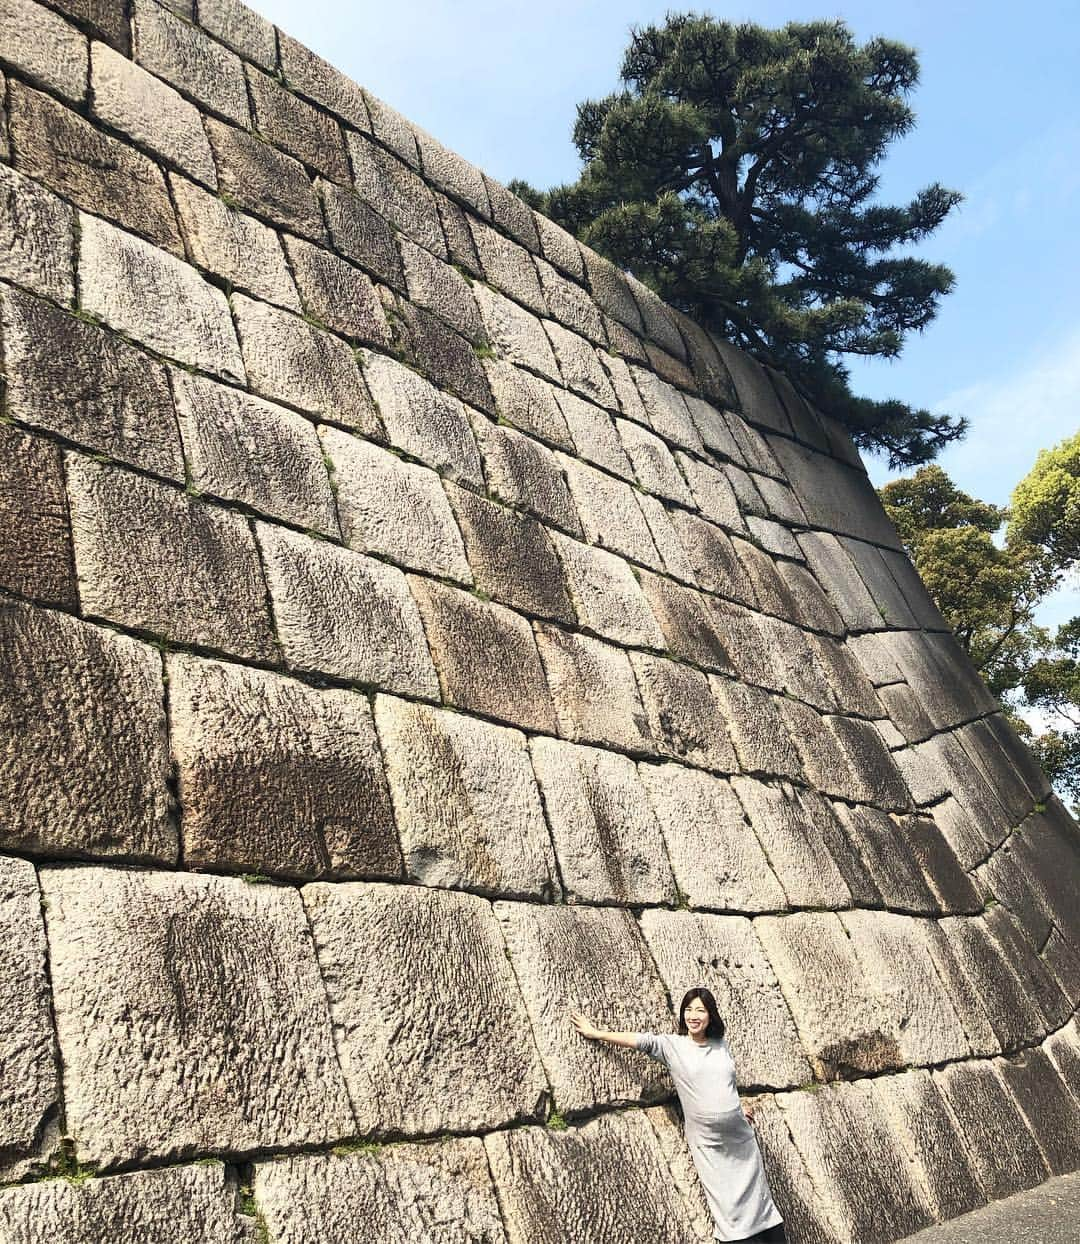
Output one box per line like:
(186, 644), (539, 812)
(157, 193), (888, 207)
(636, 1033), (782, 1242)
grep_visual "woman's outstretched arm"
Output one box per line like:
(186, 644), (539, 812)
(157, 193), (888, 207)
(570, 1011), (640, 1049)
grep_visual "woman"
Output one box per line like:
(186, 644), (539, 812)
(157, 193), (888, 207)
(571, 988), (785, 1243)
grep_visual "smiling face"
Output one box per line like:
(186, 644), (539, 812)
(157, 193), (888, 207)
(682, 996), (710, 1037)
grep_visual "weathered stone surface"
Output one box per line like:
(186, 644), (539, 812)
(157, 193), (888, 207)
(29, 0), (127, 52)
(79, 213), (244, 380)
(348, 131), (446, 257)
(537, 257), (604, 342)
(722, 465), (769, 520)
(984, 904), (1071, 1030)
(640, 910), (810, 1089)
(361, 89), (419, 166)
(487, 1112), (702, 1244)
(170, 655), (400, 880)
(995, 1047), (1080, 1175)
(202, 0), (277, 69)
(636, 493), (700, 584)
(933, 1059), (1049, 1200)
(558, 455), (661, 568)
(375, 697), (557, 899)
(536, 626), (654, 752)
(0, 425), (76, 606)
(448, 486), (574, 622)
(253, 1140), (508, 1244)
(581, 244), (642, 330)
(475, 283), (560, 381)
(632, 367), (703, 452)
(437, 190), (483, 276)
(496, 904), (672, 1112)
(206, 117), (324, 242)
(470, 218), (545, 314)
(629, 275), (686, 360)
(320, 427), (470, 581)
(547, 322), (618, 408)
(400, 238), (481, 339)
(1007, 801), (1080, 947)
(749, 1096), (845, 1244)
(232, 295), (376, 433)
(414, 126), (489, 216)
(132, 0), (249, 125)
(69, 458), (276, 660)
(630, 652), (736, 771)
(279, 31), (369, 127)
(670, 511), (757, 605)
(678, 453), (748, 532)
(0, 600), (170, 861)
(797, 530), (885, 630)
(840, 536), (917, 627)
(897, 812), (984, 914)
(556, 390), (634, 479)
(247, 66), (348, 182)
(305, 882), (547, 1133)
(319, 178), (403, 289)
(410, 578), (555, 731)
(387, 295), (495, 414)
(640, 764), (786, 911)
(1043, 927), (1080, 1004)
(257, 524), (438, 697)
(958, 717), (1038, 827)
(708, 341), (788, 434)
(281, 235), (390, 346)
(919, 918), (1002, 1057)
(827, 803), (937, 913)
(1044, 1018), (1080, 1100)
(754, 472), (808, 524)
(0, 162), (75, 303)
(756, 912), (904, 1080)
(0, 1163), (245, 1243)
(531, 739), (676, 904)
(91, 42), (216, 186)
(0, 0), (87, 103)
(550, 532), (663, 647)
(44, 865), (354, 1165)
(616, 417), (694, 504)
(172, 370), (337, 533)
(473, 418), (581, 533)
(880, 629), (999, 730)
(711, 679), (804, 781)
(534, 210), (585, 281)
(732, 777), (852, 909)
(637, 575), (731, 671)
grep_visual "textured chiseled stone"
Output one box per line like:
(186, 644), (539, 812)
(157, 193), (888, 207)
(470, 218), (546, 314)
(581, 244), (642, 330)
(534, 210), (586, 282)
(279, 31), (369, 127)
(257, 524), (438, 696)
(487, 1113), (702, 1244)
(838, 537), (916, 627)
(0, 600), (170, 860)
(320, 427), (470, 581)
(825, 714), (911, 810)
(637, 573), (731, 670)
(319, 178), (403, 289)
(602, 352), (650, 425)
(895, 812), (983, 914)
(828, 804), (937, 913)
(232, 295), (377, 433)
(348, 131), (446, 257)
(558, 455), (661, 569)
(253, 1141), (508, 1244)
(202, 0), (277, 68)
(636, 493), (699, 584)
(68, 458), (276, 660)
(531, 738), (676, 904)
(711, 679), (803, 781)
(170, 655), (398, 880)
(984, 904), (1071, 1030)
(481, 175), (538, 249)
(550, 532), (663, 647)
(473, 418), (581, 533)
(641, 909), (811, 1089)
(496, 904), (672, 1113)
(0, 161), (75, 304)
(132, 0), (249, 125)
(995, 1046), (1080, 1175)
(753, 471), (808, 525)
(205, 117), (324, 242)
(415, 126), (489, 216)
(958, 718), (1038, 826)
(546, 322), (616, 407)
(91, 42), (216, 186)
(385, 295), (495, 415)
(43, 866), (355, 1165)
(616, 418), (694, 504)
(0, 1163), (245, 1243)
(797, 531), (884, 630)
(670, 511), (757, 605)
(677, 453), (748, 532)
(1044, 1019), (1080, 1100)
(0, 0), (87, 103)
(0, 426), (76, 607)
(632, 367), (704, 452)
(362, 89), (419, 165)
(410, 578), (555, 732)
(171, 174), (300, 310)
(79, 213), (244, 380)
(776, 562), (846, 635)
(305, 882), (547, 1133)
(475, 283), (561, 381)
(437, 191), (483, 276)
(536, 626), (654, 753)
(281, 235), (389, 345)
(536, 257), (604, 342)
(172, 370), (337, 534)
(400, 238), (482, 339)
(375, 697), (558, 899)
(628, 275), (686, 360)
(630, 652), (736, 771)
(556, 390), (634, 479)
(641, 764), (787, 911)
(247, 66), (349, 182)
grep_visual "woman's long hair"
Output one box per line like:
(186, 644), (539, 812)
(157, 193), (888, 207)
(677, 987), (725, 1039)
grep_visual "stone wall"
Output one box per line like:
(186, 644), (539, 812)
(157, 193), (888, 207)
(1, 1), (1079, 1239)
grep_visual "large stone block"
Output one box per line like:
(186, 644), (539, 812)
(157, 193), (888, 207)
(984, 903), (1071, 1030)
(202, 0), (276, 69)
(361, 89), (419, 166)
(556, 389), (634, 479)
(257, 524), (438, 697)
(711, 679), (804, 781)
(320, 427), (470, 582)
(1007, 801), (1080, 947)
(581, 245), (642, 331)
(796, 531), (884, 630)
(172, 370), (337, 534)
(0, 0), (87, 103)
(546, 321), (617, 408)
(415, 126), (490, 216)
(1044, 1018), (1080, 1101)
(232, 295), (377, 434)
(630, 652), (736, 771)
(495, 904), (672, 1113)
(278, 31), (369, 127)
(637, 492), (700, 584)
(400, 237), (482, 340)
(43, 866), (355, 1165)
(280, 235), (390, 346)
(79, 213), (244, 380)
(637, 573), (731, 671)
(473, 419), (581, 534)
(348, 131), (446, 257)
(749, 1096), (845, 1244)
(0, 163), (74, 303)
(170, 656), (399, 880)
(91, 42), (216, 187)
(677, 454), (747, 531)
(827, 804), (939, 914)
(531, 738), (676, 904)
(896, 812), (984, 914)
(319, 178), (403, 290)
(0, 600), (170, 861)
(253, 1140), (508, 1244)
(470, 218), (546, 314)
(919, 920), (1000, 1058)
(825, 714), (911, 810)
(640, 764), (786, 912)
(616, 417), (694, 504)
(362, 350), (483, 486)
(486, 1113), (702, 1244)
(483, 359), (572, 448)
(375, 697), (557, 899)
(68, 458), (276, 660)
(304, 882), (547, 1133)
(957, 717), (1038, 827)
(640, 909), (810, 1089)
(0, 425), (76, 607)
(474, 283), (560, 382)
(535, 210), (585, 282)
(0, 1163), (244, 1243)
(537, 256), (604, 342)
(437, 190), (483, 276)
(995, 1047), (1080, 1175)
(536, 626), (654, 753)
(839, 537), (917, 627)
(550, 533), (663, 647)
(631, 367), (704, 452)
(247, 66), (349, 182)
(558, 455), (661, 568)
(386, 295), (494, 415)
(670, 511), (757, 606)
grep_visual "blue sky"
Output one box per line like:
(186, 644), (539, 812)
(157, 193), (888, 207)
(259, 0), (1080, 622)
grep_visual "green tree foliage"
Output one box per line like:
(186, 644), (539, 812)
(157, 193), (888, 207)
(1010, 431), (1080, 566)
(513, 15), (965, 467)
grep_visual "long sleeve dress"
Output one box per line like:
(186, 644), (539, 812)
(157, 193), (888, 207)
(636, 1032), (783, 1242)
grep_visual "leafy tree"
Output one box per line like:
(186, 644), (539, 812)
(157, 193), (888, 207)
(1010, 431), (1080, 567)
(513, 15), (965, 467)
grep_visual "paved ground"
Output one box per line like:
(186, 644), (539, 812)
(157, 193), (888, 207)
(901, 1170), (1080, 1242)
